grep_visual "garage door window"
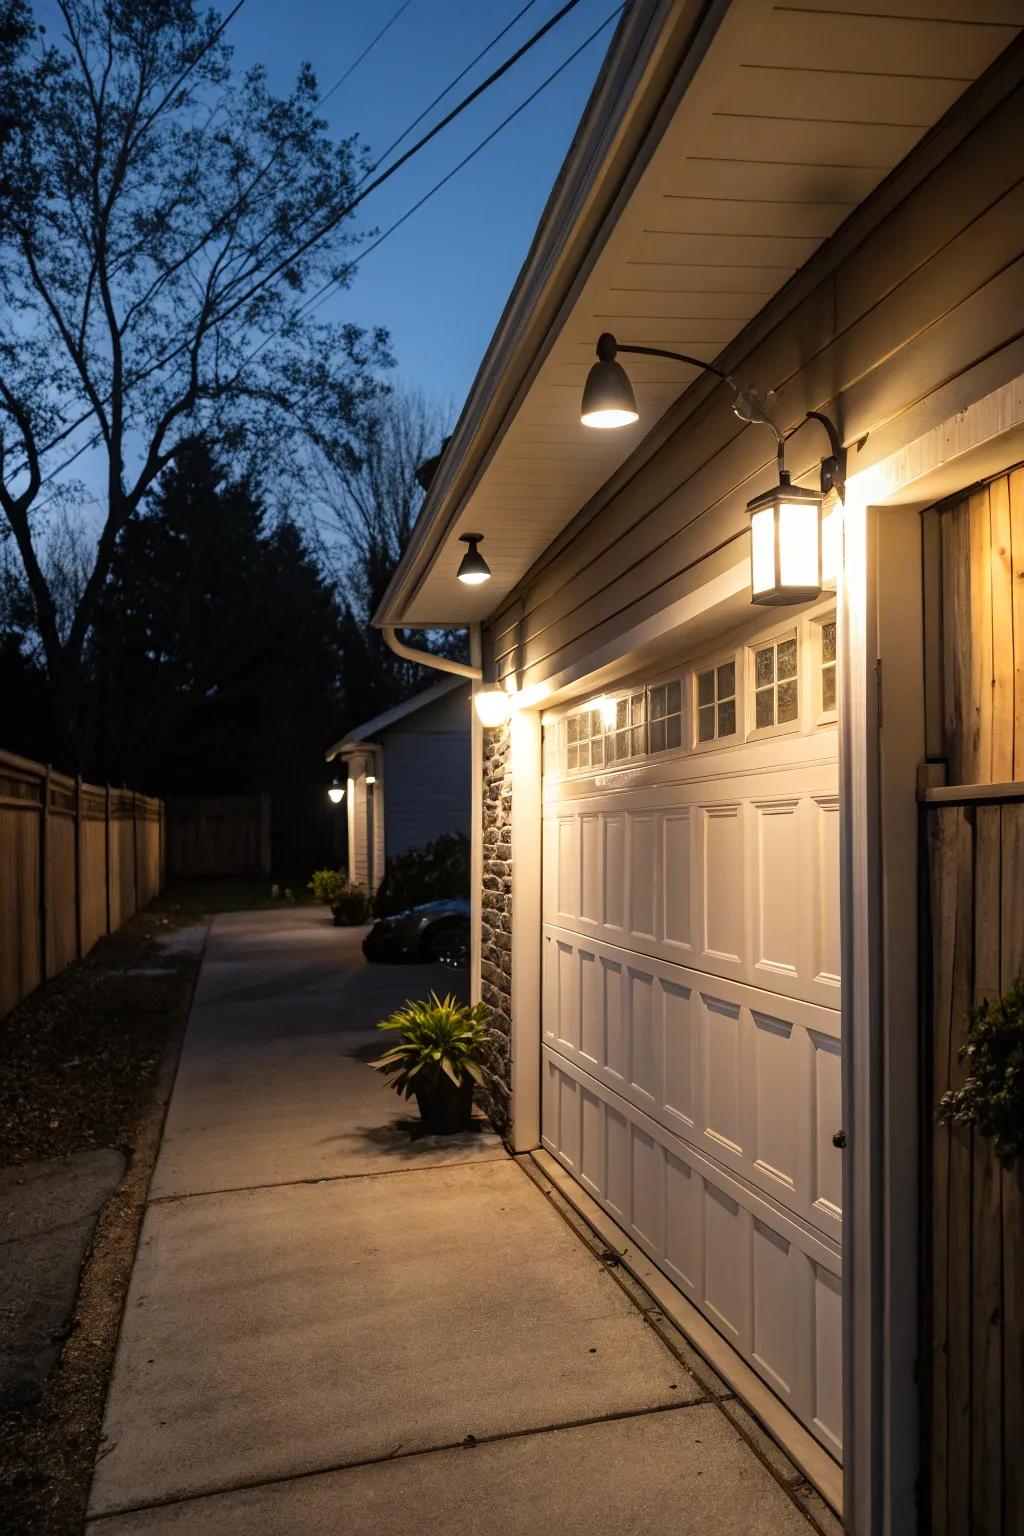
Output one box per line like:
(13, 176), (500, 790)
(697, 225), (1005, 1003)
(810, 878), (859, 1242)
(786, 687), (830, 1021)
(566, 707), (605, 771)
(609, 691), (646, 764)
(817, 615), (838, 721)
(648, 680), (682, 753)
(750, 633), (799, 734)
(695, 659), (737, 744)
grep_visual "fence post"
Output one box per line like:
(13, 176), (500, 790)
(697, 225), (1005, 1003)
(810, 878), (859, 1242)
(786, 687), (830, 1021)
(132, 789), (139, 915)
(105, 783), (112, 935)
(75, 772), (84, 959)
(39, 764), (51, 981)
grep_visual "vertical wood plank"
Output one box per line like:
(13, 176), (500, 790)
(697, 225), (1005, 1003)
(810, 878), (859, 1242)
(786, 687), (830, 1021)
(947, 804), (975, 1535)
(989, 477), (1013, 783)
(971, 805), (1002, 1536)
(999, 803), (1024, 1535)
(1010, 469), (1024, 781)
(968, 488), (993, 784)
(929, 805), (960, 1536)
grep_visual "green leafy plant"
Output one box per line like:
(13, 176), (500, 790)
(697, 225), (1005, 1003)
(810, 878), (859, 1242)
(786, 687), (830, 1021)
(308, 869), (347, 905)
(307, 870), (370, 924)
(938, 980), (1024, 1166)
(369, 993), (506, 1101)
(373, 832), (469, 918)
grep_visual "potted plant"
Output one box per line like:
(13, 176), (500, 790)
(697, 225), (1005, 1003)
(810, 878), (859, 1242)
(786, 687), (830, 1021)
(369, 992), (506, 1134)
(308, 869), (370, 926)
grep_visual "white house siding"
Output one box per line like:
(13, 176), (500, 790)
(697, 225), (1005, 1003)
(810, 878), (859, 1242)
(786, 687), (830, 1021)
(382, 729), (470, 857)
(485, 54), (1024, 689)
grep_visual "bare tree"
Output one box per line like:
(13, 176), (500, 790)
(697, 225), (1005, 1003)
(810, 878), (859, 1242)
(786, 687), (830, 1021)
(312, 387), (462, 722)
(0, 0), (389, 760)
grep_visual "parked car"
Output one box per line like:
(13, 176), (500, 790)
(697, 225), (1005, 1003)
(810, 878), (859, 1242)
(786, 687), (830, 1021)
(362, 898), (470, 968)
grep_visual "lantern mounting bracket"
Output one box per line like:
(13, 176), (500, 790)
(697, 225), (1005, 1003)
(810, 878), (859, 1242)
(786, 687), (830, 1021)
(796, 409), (847, 503)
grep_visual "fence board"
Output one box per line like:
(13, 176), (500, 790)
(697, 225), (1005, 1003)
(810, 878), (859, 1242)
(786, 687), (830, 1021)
(926, 792), (1024, 1536)
(0, 749), (164, 1018)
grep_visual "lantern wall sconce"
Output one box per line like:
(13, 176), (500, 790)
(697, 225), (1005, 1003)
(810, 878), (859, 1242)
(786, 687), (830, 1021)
(580, 333), (847, 607)
(327, 774), (345, 804)
(473, 688), (511, 727)
(457, 532), (491, 585)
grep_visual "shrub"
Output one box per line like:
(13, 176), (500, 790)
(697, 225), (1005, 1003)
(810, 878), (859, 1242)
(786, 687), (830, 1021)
(373, 831), (469, 918)
(307, 870), (371, 925)
(308, 869), (347, 906)
(938, 980), (1024, 1166)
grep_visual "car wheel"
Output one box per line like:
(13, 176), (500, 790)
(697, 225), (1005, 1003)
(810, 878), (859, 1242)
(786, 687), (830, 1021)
(425, 923), (469, 969)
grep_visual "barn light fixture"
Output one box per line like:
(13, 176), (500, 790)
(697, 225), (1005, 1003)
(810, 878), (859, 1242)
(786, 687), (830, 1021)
(473, 688), (511, 727)
(457, 532), (491, 585)
(581, 333), (846, 607)
(327, 774), (345, 804)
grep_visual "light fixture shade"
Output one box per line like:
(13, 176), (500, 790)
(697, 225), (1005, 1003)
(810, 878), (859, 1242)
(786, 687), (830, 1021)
(747, 472), (823, 606)
(365, 774), (376, 785)
(457, 533), (491, 585)
(327, 776), (345, 804)
(580, 357), (638, 429)
(473, 688), (511, 727)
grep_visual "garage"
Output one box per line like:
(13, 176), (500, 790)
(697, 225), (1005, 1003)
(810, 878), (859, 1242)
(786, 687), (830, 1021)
(540, 603), (843, 1462)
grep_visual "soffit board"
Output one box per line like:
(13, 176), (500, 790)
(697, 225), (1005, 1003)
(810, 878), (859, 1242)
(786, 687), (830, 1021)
(399, 0), (1023, 628)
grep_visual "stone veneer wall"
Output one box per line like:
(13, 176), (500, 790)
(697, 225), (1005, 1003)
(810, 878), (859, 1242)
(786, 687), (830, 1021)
(480, 721), (512, 1133)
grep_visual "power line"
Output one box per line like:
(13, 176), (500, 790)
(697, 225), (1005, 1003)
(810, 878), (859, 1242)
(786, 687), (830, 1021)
(368, 0), (541, 175)
(318, 0), (418, 108)
(296, 3), (625, 330)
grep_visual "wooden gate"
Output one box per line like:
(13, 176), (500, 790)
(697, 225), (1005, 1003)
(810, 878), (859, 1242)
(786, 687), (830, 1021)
(923, 784), (1024, 1536)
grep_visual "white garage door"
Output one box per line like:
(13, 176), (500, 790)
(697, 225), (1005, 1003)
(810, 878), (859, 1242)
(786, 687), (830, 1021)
(540, 609), (843, 1461)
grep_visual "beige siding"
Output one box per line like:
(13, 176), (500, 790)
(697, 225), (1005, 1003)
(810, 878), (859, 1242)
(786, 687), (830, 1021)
(487, 70), (1024, 685)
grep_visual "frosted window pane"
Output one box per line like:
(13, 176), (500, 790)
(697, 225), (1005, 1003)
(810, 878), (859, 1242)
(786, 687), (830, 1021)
(717, 699), (736, 737)
(778, 679), (798, 722)
(631, 725), (645, 755)
(650, 687), (666, 720)
(666, 680), (681, 714)
(566, 744), (578, 769)
(592, 735), (605, 766)
(698, 704), (715, 742)
(650, 719), (666, 753)
(822, 664), (836, 712)
(579, 740), (591, 768)
(755, 646), (774, 687)
(697, 669), (715, 707)
(822, 620), (836, 664)
(666, 715), (682, 749)
(567, 716), (578, 743)
(755, 687), (775, 728)
(631, 694), (644, 725)
(777, 638), (797, 680)
(717, 661), (735, 699)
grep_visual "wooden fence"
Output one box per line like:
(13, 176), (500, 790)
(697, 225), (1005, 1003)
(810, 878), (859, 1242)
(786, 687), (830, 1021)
(165, 794), (270, 877)
(924, 785), (1024, 1536)
(0, 748), (165, 1019)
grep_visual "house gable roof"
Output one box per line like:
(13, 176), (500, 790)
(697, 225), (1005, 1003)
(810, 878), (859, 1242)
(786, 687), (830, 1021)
(325, 675), (468, 761)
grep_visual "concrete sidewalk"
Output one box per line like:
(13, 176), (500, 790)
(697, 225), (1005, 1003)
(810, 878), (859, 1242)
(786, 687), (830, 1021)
(86, 909), (835, 1534)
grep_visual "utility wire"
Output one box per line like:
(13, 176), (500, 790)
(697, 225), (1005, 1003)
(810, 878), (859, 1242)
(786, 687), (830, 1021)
(318, 0), (418, 108)
(368, 0), (541, 175)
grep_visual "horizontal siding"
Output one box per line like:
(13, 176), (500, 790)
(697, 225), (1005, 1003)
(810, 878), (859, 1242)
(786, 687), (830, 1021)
(488, 68), (1024, 683)
(383, 732), (470, 859)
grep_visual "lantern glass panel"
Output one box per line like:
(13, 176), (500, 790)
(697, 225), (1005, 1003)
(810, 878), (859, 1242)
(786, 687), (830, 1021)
(750, 505), (776, 599)
(778, 499), (820, 592)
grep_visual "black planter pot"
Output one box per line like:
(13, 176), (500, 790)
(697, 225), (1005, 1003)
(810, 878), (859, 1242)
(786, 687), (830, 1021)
(414, 1073), (474, 1135)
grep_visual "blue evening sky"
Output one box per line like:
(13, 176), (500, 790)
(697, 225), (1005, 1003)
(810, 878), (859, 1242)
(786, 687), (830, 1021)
(228, 0), (617, 411)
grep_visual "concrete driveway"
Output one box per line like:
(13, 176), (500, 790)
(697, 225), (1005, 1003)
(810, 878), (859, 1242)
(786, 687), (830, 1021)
(86, 909), (836, 1534)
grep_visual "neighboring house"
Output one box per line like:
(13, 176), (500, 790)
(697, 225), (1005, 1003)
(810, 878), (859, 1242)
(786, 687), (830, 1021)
(374, 6), (1024, 1533)
(326, 677), (470, 892)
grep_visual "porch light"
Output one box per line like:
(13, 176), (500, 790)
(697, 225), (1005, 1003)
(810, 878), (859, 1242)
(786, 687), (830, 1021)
(327, 775), (345, 804)
(365, 774), (376, 785)
(473, 688), (511, 727)
(581, 334), (639, 428)
(747, 472), (823, 606)
(457, 533), (491, 585)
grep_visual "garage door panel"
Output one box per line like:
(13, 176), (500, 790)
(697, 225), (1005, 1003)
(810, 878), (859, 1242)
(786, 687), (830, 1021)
(541, 1048), (842, 1458)
(544, 776), (840, 1012)
(543, 927), (840, 1237)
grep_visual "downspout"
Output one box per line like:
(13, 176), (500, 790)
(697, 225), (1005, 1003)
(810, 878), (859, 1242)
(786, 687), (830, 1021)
(381, 624), (482, 680)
